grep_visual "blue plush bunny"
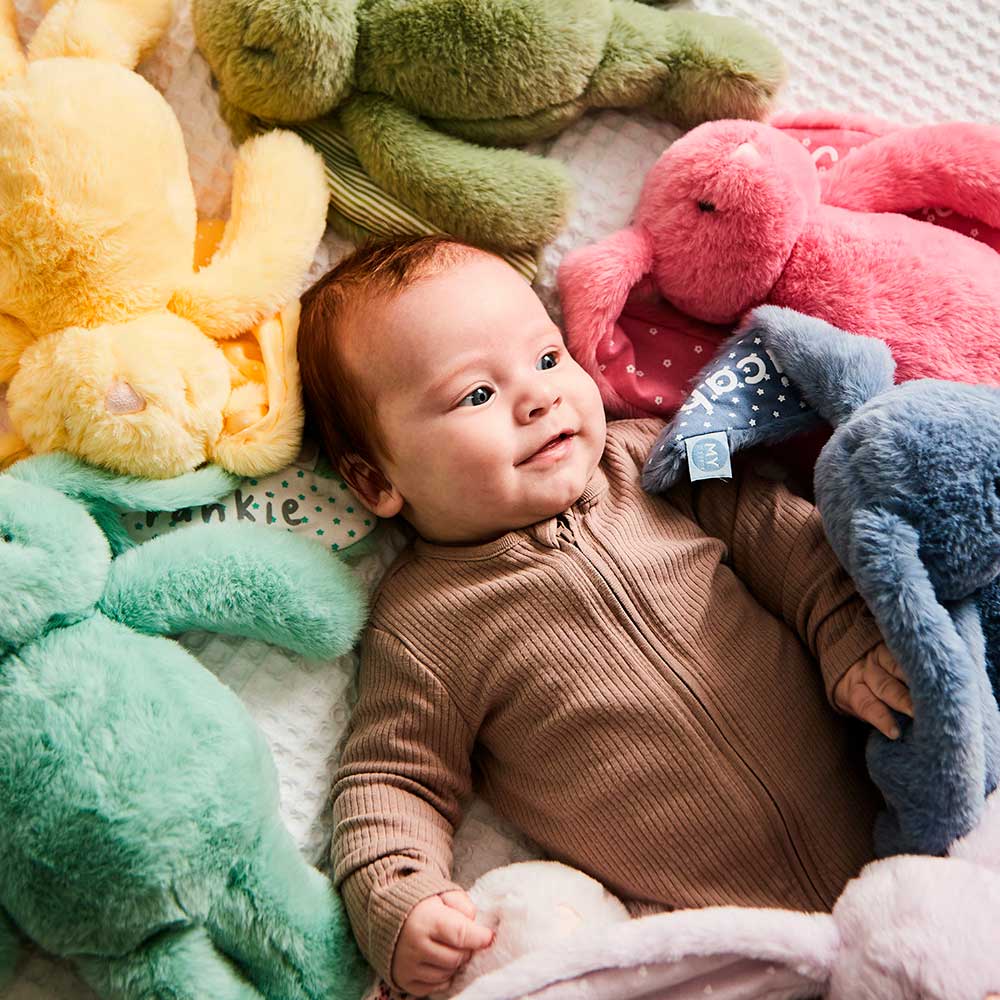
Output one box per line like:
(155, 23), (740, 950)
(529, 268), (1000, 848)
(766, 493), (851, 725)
(0, 454), (370, 1000)
(643, 306), (1000, 858)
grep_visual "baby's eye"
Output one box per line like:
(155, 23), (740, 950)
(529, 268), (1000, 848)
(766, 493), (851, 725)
(459, 385), (494, 407)
(537, 351), (559, 371)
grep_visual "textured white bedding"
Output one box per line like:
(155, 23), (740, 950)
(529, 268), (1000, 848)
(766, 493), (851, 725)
(5, 0), (999, 994)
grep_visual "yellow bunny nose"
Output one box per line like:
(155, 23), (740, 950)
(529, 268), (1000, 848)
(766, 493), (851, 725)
(105, 379), (147, 415)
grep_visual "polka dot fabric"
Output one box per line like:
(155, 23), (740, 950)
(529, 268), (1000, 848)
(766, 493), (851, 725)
(121, 445), (377, 555)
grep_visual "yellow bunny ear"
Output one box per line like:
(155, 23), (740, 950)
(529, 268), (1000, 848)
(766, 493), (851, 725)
(192, 217), (304, 478)
(169, 130), (328, 339)
(0, 0), (25, 83)
(210, 299), (304, 477)
(27, 0), (173, 68)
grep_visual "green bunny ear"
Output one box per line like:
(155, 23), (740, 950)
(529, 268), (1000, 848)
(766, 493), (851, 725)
(7, 454), (238, 554)
(754, 306), (896, 426)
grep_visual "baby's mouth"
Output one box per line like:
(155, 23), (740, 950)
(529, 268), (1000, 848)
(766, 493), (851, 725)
(519, 430), (576, 466)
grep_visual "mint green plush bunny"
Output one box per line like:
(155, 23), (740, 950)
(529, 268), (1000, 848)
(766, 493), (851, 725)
(0, 454), (369, 1000)
(192, 0), (785, 252)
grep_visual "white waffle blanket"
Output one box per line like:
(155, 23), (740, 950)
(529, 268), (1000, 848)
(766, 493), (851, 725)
(5, 0), (1000, 995)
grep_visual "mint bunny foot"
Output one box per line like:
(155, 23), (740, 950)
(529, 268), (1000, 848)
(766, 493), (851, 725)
(77, 926), (266, 1000)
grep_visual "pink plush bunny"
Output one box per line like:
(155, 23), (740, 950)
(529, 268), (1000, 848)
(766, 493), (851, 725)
(559, 120), (1000, 397)
(451, 791), (1000, 1000)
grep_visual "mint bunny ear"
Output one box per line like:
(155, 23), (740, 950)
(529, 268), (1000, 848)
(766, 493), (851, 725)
(7, 454), (238, 554)
(7, 453), (237, 509)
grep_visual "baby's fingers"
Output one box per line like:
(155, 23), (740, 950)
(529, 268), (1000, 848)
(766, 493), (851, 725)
(873, 643), (910, 685)
(852, 684), (902, 740)
(420, 941), (471, 973)
(867, 666), (914, 718)
(431, 908), (494, 952)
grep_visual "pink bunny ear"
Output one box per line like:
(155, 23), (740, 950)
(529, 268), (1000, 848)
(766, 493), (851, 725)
(949, 787), (1000, 871)
(558, 226), (655, 418)
(820, 123), (1000, 227)
(453, 906), (835, 1000)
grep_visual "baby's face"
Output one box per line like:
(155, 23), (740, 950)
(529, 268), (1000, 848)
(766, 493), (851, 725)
(354, 254), (607, 543)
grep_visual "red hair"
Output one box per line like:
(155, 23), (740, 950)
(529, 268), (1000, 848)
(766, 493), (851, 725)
(298, 235), (480, 491)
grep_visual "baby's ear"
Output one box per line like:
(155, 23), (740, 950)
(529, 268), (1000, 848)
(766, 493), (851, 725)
(339, 454), (402, 518)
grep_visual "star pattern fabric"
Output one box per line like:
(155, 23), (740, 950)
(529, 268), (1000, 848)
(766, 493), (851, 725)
(643, 320), (824, 491)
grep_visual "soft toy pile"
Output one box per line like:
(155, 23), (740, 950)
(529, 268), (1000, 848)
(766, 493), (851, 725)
(0, 0), (328, 479)
(643, 307), (1000, 858)
(191, 0), (787, 252)
(0, 452), (369, 1000)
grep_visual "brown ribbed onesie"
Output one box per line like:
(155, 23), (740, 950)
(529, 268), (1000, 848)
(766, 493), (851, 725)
(333, 418), (882, 985)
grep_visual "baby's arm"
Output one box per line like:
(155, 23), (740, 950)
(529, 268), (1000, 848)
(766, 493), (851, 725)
(682, 462), (883, 703)
(333, 627), (482, 992)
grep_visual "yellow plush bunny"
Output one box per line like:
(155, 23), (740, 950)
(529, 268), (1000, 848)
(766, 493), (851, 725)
(0, 0), (329, 478)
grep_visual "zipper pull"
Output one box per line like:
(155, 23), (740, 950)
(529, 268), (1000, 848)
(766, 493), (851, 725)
(555, 512), (575, 546)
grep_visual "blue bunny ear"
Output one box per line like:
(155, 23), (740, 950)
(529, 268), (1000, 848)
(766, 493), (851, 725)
(642, 306), (899, 495)
(755, 306), (896, 426)
(7, 454), (238, 554)
(642, 311), (821, 493)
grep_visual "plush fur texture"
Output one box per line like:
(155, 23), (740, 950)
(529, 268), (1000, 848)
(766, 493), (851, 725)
(440, 862), (630, 998)
(0, 453), (369, 999)
(560, 119), (1000, 387)
(982, 578), (1000, 699)
(0, 0), (328, 478)
(644, 307), (1000, 857)
(191, 0), (786, 252)
(449, 793), (1000, 1000)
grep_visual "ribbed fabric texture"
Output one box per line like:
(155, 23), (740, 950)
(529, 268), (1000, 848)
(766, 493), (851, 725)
(333, 419), (883, 986)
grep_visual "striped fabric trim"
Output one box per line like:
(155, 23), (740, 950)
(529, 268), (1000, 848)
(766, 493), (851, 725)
(295, 121), (539, 282)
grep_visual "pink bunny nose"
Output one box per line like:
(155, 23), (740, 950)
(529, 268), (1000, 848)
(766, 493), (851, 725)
(105, 379), (146, 415)
(730, 141), (763, 166)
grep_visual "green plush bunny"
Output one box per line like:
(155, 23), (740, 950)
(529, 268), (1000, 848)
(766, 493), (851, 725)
(0, 454), (370, 1000)
(192, 0), (785, 252)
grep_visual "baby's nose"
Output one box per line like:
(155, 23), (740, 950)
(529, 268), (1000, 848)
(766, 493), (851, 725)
(519, 389), (561, 424)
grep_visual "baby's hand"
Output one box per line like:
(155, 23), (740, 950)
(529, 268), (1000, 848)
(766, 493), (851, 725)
(392, 889), (494, 997)
(834, 642), (914, 739)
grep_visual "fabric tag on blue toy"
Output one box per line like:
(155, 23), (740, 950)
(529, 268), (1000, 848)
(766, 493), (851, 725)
(643, 318), (820, 493)
(685, 432), (732, 481)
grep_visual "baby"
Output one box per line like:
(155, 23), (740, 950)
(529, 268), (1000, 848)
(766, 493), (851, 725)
(298, 236), (912, 998)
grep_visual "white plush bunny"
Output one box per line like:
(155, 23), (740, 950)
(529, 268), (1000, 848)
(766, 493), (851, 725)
(439, 861), (630, 999)
(450, 792), (1000, 1000)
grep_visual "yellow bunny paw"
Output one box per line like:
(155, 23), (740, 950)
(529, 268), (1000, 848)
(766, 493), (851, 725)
(27, 0), (173, 68)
